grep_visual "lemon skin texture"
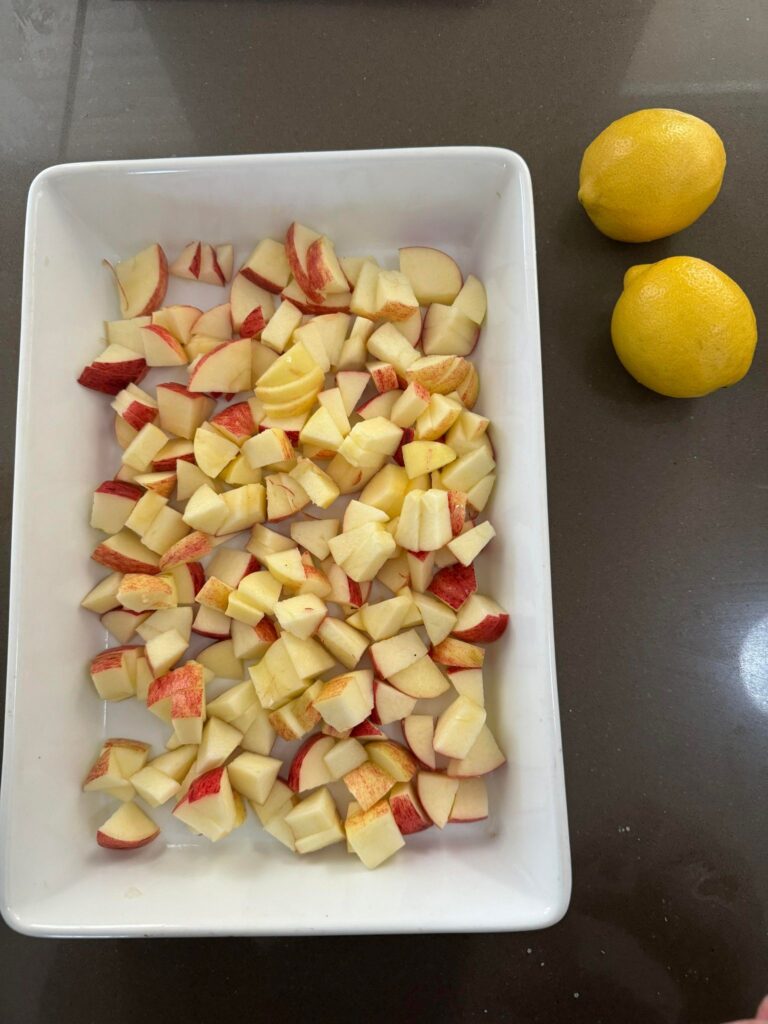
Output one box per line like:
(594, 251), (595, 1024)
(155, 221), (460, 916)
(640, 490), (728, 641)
(579, 109), (726, 242)
(611, 257), (757, 398)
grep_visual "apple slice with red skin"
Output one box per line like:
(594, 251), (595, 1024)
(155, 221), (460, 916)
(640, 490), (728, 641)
(92, 530), (160, 575)
(170, 241), (202, 280)
(427, 563), (477, 611)
(429, 636), (485, 669)
(151, 304), (202, 343)
(370, 679), (416, 725)
(398, 247), (462, 305)
(451, 594), (509, 642)
(350, 719), (386, 741)
(188, 338), (251, 394)
(306, 235), (349, 295)
(416, 771), (459, 829)
(111, 384), (158, 431)
(192, 302), (232, 340)
(141, 324), (188, 366)
(198, 243), (229, 286)
(285, 222), (323, 301)
(389, 781), (432, 834)
(210, 401), (257, 445)
(159, 530), (214, 570)
(287, 734), (335, 792)
(111, 243), (168, 318)
(402, 714), (436, 770)
(230, 274), (276, 337)
(90, 480), (143, 534)
(449, 778), (489, 823)
(96, 802), (159, 850)
(151, 439), (195, 472)
(78, 345), (148, 395)
(447, 490), (467, 536)
(240, 238), (291, 293)
(281, 280), (351, 316)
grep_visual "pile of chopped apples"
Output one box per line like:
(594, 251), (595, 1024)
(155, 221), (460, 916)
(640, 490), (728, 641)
(80, 225), (508, 869)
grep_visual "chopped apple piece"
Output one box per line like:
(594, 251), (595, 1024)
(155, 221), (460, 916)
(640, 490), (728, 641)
(323, 737), (368, 780)
(89, 645), (140, 700)
(240, 238), (291, 293)
(416, 772), (459, 829)
(389, 655), (450, 699)
(290, 518), (339, 560)
(173, 765), (239, 842)
(399, 246), (462, 305)
(97, 801), (160, 849)
(421, 303), (480, 356)
(227, 752), (282, 804)
(313, 671), (374, 732)
(446, 725), (506, 778)
(346, 800), (405, 869)
(274, 593), (327, 639)
(316, 616), (369, 669)
(369, 629), (426, 679)
(452, 274), (487, 326)
(427, 563), (477, 610)
(367, 740), (417, 783)
(371, 679), (416, 725)
(284, 787), (345, 853)
(344, 760), (396, 811)
(452, 594), (509, 642)
(287, 734), (335, 792)
(434, 695), (487, 759)
(449, 778), (489, 822)
(111, 243), (168, 318)
(389, 781), (432, 835)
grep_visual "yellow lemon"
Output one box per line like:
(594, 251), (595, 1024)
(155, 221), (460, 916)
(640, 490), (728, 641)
(611, 257), (757, 397)
(579, 109), (726, 242)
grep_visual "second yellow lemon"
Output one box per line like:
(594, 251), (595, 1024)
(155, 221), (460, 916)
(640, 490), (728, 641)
(578, 108), (726, 242)
(611, 257), (757, 398)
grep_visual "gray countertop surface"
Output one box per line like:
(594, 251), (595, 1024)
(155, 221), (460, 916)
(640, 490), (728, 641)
(1, 2), (766, 1022)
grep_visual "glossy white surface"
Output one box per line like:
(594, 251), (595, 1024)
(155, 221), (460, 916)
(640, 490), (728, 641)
(1, 148), (569, 936)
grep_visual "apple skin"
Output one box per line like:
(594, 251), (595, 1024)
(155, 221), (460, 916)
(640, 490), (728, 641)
(427, 563), (477, 611)
(210, 401), (257, 443)
(285, 223), (323, 302)
(389, 783), (432, 835)
(350, 720), (386, 741)
(78, 359), (148, 396)
(159, 531), (214, 570)
(287, 733), (329, 792)
(96, 827), (159, 850)
(393, 428), (414, 467)
(452, 613), (509, 643)
(239, 306), (267, 339)
(95, 479), (143, 502)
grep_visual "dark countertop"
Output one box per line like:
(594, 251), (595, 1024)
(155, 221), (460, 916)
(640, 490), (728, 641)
(1, 2), (766, 1022)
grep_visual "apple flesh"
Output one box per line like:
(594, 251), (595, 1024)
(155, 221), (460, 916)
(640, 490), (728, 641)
(111, 243), (168, 318)
(449, 778), (489, 823)
(96, 802), (160, 850)
(241, 238), (291, 293)
(416, 772), (459, 829)
(345, 800), (405, 869)
(402, 714), (437, 770)
(399, 246), (462, 305)
(452, 594), (509, 642)
(445, 725), (506, 778)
